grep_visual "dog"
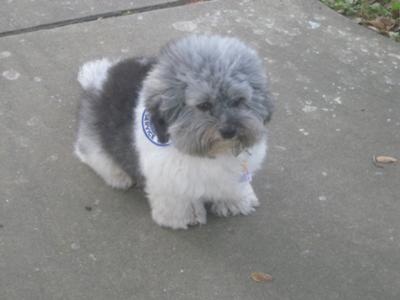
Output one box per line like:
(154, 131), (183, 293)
(74, 35), (274, 229)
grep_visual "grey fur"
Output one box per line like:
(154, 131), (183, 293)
(142, 35), (273, 157)
(76, 35), (273, 183)
(76, 57), (155, 181)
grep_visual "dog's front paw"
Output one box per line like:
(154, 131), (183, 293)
(151, 199), (206, 229)
(247, 193), (260, 208)
(211, 187), (259, 217)
(189, 201), (207, 226)
(211, 199), (256, 217)
(151, 213), (191, 229)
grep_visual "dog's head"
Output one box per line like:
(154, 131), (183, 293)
(142, 35), (274, 157)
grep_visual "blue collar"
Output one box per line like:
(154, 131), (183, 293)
(141, 108), (171, 147)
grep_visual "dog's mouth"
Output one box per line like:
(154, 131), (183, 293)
(207, 139), (245, 157)
(172, 121), (261, 158)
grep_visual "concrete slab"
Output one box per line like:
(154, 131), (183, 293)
(0, 0), (176, 33)
(1, 0), (399, 299)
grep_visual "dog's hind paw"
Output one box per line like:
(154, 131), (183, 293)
(104, 170), (133, 190)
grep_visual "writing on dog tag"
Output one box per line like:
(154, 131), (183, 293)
(239, 160), (253, 183)
(141, 109), (171, 147)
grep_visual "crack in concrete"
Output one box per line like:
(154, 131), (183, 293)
(0, 0), (212, 38)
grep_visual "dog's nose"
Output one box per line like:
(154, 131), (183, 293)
(219, 126), (237, 139)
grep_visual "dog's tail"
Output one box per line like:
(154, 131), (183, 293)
(77, 58), (114, 94)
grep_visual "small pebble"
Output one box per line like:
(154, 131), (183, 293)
(71, 242), (80, 250)
(2, 69), (20, 80)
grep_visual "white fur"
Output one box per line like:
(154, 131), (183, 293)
(75, 57), (268, 230)
(77, 58), (113, 93)
(74, 126), (133, 189)
(134, 94), (267, 229)
(75, 59), (133, 189)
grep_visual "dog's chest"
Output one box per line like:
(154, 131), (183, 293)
(134, 101), (267, 194)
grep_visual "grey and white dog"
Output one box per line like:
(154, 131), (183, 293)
(75, 35), (273, 229)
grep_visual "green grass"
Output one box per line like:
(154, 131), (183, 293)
(320, 0), (398, 18)
(320, 0), (400, 41)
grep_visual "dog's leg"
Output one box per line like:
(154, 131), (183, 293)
(74, 134), (133, 190)
(191, 200), (207, 225)
(148, 193), (206, 229)
(210, 183), (259, 217)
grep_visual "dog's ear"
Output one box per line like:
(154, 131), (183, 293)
(263, 91), (275, 125)
(148, 103), (170, 143)
(263, 111), (273, 124)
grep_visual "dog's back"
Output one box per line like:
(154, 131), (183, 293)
(75, 57), (155, 188)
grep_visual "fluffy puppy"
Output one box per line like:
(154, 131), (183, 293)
(74, 35), (273, 229)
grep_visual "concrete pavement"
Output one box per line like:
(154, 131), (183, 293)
(0, 0), (177, 33)
(1, 0), (399, 299)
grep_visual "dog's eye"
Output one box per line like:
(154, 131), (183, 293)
(232, 97), (245, 107)
(197, 102), (213, 111)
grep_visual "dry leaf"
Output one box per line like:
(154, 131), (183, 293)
(373, 155), (398, 164)
(367, 25), (380, 32)
(367, 17), (396, 31)
(250, 272), (273, 282)
(368, 19), (386, 30)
